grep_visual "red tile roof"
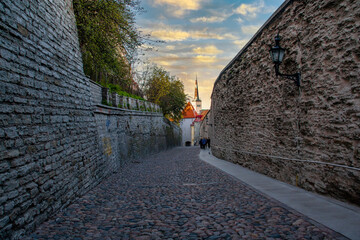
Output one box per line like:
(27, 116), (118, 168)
(182, 102), (197, 119)
(200, 110), (210, 121)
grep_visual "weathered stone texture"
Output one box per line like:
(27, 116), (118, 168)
(94, 106), (181, 170)
(0, 0), (101, 238)
(0, 0), (181, 239)
(211, 0), (360, 205)
(90, 80), (102, 106)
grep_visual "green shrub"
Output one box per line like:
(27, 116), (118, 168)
(101, 100), (112, 106)
(101, 83), (145, 101)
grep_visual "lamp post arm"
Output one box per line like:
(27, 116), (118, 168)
(274, 64), (301, 87)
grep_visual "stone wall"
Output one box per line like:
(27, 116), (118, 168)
(211, 0), (360, 205)
(90, 80), (102, 106)
(0, 1), (181, 239)
(94, 106), (181, 167)
(200, 111), (211, 139)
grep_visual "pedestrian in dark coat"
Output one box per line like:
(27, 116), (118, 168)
(207, 138), (210, 149)
(201, 138), (207, 149)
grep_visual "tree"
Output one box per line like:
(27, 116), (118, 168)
(161, 78), (187, 122)
(73, 0), (142, 89)
(144, 65), (187, 123)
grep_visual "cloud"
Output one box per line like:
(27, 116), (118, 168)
(151, 29), (190, 41)
(234, 0), (265, 18)
(153, 0), (201, 10)
(192, 45), (223, 55)
(190, 16), (226, 23)
(241, 25), (261, 35)
(153, 0), (203, 17)
(233, 39), (249, 49)
(144, 24), (237, 41)
(191, 9), (233, 23)
(236, 17), (244, 23)
(194, 55), (217, 63)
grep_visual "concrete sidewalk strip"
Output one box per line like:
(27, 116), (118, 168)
(199, 149), (360, 240)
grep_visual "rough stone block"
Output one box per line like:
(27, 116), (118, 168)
(0, 161), (10, 173)
(0, 216), (10, 229)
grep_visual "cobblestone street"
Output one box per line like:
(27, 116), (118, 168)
(26, 147), (344, 239)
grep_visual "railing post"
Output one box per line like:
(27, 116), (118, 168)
(102, 87), (110, 105)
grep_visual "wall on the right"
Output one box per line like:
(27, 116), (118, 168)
(211, 0), (360, 205)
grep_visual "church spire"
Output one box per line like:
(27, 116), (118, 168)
(194, 75), (200, 101)
(194, 75), (202, 113)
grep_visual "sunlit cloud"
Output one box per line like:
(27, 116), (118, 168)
(190, 9), (234, 23)
(151, 29), (190, 41)
(152, 55), (181, 63)
(190, 16), (226, 23)
(233, 39), (249, 49)
(192, 45), (223, 55)
(194, 55), (217, 63)
(156, 60), (172, 67)
(192, 31), (237, 41)
(241, 25), (261, 35)
(144, 24), (237, 41)
(234, 0), (265, 18)
(153, 0), (203, 17)
(153, 0), (201, 10)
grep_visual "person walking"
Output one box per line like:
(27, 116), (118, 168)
(201, 138), (207, 149)
(199, 138), (203, 149)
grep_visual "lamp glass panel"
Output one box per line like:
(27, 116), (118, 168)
(278, 48), (285, 63)
(270, 48), (280, 63)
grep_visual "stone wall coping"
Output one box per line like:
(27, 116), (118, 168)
(94, 104), (163, 117)
(89, 79), (103, 88)
(211, 0), (294, 98)
(88, 80), (162, 112)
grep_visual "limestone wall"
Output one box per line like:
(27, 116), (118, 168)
(200, 111), (211, 139)
(94, 106), (181, 169)
(0, 1), (180, 239)
(211, 0), (360, 205)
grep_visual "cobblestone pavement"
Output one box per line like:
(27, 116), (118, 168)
(26, 147), (346, 239)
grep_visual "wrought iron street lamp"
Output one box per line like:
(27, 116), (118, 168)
(269, 34), (301, 86)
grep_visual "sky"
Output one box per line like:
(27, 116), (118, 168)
(135, 0), (285, 110)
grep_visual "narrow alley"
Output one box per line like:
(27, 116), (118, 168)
(26, 147), (345, 239)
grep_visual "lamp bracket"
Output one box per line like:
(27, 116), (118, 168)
(274, 64), (301, 87)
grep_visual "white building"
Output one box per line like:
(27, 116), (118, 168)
(180, 102), (197, 146)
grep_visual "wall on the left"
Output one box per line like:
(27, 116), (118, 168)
(0, 1), (181, 239)
(0, 1), (104, 238)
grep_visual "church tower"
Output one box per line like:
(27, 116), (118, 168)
(194, 75), (202, 113)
